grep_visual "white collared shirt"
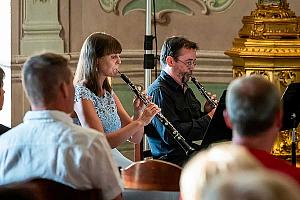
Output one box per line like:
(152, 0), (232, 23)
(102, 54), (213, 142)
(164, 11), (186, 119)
(0, 110), (123, 200)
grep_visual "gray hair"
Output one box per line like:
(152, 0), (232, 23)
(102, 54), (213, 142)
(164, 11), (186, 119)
(202, 170), (300, 200)
(226, 75), (281, 136)
(22, 53), (71, 107)
(180, 144), (262, 200)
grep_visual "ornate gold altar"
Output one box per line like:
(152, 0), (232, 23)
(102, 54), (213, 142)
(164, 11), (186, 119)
(225, 0), (300, 159)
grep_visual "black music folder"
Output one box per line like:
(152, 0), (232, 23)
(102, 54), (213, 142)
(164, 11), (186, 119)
(281, 82), (300, 131)
(200, 90), (232, 149)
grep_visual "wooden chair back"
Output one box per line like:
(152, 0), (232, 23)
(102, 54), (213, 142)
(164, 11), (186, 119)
(121, 159), (182, 191)
(0, 179), (102, 200)
(134, 137), (153, 161)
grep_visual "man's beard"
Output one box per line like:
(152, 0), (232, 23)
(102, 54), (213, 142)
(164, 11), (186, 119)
(181, 72), (191, 84)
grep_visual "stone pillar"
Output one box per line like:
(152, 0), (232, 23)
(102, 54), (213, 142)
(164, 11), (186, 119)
(20, 0), (64, 55)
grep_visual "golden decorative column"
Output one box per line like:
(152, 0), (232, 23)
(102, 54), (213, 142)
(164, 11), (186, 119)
(225, 0), (300, 159)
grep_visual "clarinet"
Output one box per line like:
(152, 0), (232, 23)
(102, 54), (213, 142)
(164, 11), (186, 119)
(190, 76), (218, 108)
(117, 70), (195, 156)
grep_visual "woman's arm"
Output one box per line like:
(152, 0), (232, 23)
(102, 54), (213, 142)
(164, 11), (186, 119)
(113, 93), (144, 144)
(114, 93), (160, 144)
(75, 98), (145, 148)
(74, 99), (105, 132)
(113, 94), (132, 127)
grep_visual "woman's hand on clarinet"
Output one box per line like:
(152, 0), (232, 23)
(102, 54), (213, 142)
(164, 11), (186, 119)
(138, 103), (160, 126)
(133, 96), (144, 119)
(133, 93), (153, 119)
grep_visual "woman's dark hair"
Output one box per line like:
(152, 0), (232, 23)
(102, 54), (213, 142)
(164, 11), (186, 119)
(74, 32), (122, 95)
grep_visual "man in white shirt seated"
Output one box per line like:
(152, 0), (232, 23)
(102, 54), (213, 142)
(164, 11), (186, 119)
(0, 53), (123, 200)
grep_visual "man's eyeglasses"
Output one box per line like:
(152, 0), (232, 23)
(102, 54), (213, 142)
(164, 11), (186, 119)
(177, 59), (197, 68)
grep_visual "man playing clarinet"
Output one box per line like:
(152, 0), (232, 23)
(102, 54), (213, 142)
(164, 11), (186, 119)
(146, 36), (217, 166)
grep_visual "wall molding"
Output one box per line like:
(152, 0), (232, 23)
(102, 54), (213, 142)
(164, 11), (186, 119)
(20, 0), (64, 55)
(99, 0), (236, 24)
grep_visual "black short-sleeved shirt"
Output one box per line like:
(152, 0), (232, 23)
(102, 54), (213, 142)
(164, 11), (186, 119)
(146, 71), (210, 166)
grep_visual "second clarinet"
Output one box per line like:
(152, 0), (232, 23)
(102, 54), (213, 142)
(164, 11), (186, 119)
(117, 70), (195, 156)
(190, 76), (218, 108)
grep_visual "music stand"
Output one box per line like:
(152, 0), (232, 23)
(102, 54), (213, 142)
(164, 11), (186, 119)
(200, 90), (232, 149)
(280, 82), (300, 166)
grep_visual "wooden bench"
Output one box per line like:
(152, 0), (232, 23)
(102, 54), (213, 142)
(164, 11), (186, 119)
(0, 179), (102, 200)
(121, 159), (182, 191)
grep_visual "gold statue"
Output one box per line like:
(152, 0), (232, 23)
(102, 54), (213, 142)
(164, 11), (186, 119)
(225, 0), (300, 161)
(258, 0), (284, 6)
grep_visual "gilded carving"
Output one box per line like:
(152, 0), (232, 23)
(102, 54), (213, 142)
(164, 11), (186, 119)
(233, 67), (245, 78)
(225, 0), (300, 160)
(249, 70), (270, 80)
(272, 130), (299, 156)
(238, 0), (299, 40)
(278, 70), (296, 87)
(259, 0), (283, 6)
(228, 46), (300, 57)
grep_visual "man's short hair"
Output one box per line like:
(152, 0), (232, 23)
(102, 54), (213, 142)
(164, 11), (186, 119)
(160, 36), (198, 69)
(226, 75), (281, 136)
(22, 53), (71, 106)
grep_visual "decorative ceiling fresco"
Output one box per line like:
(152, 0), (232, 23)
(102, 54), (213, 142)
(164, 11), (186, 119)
(98, 0), (235, 24)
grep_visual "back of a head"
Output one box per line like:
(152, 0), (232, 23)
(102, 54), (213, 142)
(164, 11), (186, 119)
(202, 170), (300, 200)
(180, 144), (262, 200)
(0, 67), (5, 111)
(160, 36), (198, 69)
(22, 53), (70, 107)
(226, 75), (281, 137)
(0, 67), (5, 87)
